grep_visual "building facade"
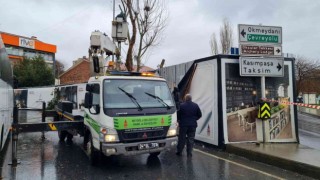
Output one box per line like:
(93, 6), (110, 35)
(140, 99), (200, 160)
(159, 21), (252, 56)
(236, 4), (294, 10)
(0, 31), (57, 69)
(58, 57), (155, 85)
(59, 57), (91, 85)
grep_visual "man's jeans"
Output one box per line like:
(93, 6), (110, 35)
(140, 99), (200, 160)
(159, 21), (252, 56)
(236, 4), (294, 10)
(177, 126), (196, 155)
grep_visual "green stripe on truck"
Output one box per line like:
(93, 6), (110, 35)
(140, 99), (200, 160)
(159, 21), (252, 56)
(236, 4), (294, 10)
(114, 115), (171, 130)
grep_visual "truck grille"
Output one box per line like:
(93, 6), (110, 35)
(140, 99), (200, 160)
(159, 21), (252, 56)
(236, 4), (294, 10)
(120, 130), (166, 142)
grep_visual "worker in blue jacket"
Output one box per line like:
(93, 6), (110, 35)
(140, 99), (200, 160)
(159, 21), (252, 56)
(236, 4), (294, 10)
(176, 94), (202, 157)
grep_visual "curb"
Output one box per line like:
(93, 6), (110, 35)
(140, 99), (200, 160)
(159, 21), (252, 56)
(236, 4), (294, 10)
(226, 144), (320, 179)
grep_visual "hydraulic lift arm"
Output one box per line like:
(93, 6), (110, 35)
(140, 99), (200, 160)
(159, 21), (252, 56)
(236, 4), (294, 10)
(88, 30), (118, 74)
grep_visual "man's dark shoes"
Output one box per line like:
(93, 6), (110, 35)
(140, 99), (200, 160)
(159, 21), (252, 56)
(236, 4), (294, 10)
(176, 152), (182, 156)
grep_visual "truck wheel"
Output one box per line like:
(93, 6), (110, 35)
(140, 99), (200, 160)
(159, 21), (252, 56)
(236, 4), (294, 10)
(58, 130), (67, 142)
(150, 152), (161, 156)
(66, 133), (73, 143)
(87, 133), (100, 166)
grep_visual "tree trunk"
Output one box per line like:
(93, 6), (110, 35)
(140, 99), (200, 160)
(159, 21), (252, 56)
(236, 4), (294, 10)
(136, 34), (144, 72)
(125, 0), (137, 72)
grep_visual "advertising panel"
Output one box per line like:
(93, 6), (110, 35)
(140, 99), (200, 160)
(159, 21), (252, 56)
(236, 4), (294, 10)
(188, 60), (219, 145)
(222, 59), (297, 143)
(264, 61), (296, 142)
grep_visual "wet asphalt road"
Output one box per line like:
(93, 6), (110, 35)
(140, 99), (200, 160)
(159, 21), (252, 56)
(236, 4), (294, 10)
(1, 132), (314, 180)
(298, 113), (320, 150)
(0, 111), (316, 180)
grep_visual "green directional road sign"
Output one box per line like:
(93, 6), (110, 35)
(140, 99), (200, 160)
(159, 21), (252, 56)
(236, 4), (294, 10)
(258, 102), (271, 119)
(247, 34), (279, 43)
(238, 24), (282, 44)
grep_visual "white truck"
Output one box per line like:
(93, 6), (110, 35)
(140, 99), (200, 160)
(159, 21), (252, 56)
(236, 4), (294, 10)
(56, 31), (178, 165)
(82, 71), (178, 165)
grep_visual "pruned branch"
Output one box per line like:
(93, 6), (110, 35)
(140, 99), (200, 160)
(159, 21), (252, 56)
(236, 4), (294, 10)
(121, 0), (168, 72)
(134, 0), (168, 71)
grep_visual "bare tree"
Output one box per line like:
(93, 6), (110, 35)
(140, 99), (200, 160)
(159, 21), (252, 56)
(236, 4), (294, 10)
(220, 18), (233, 54)
(209, 18), (233, 55)
(121, 0), (168, 72)
(295, 56), (320, 94)
(135, 0), (168, 71)
(210, 33), (218, 55)
(55, 60), (65, 78)
(121, 0), (139, 71)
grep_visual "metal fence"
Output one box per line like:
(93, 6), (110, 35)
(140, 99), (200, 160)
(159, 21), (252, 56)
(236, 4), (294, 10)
(158, 61), (194, 90)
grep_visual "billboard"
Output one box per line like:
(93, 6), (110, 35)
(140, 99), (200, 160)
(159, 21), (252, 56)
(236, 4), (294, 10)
(222, 58), (297, 143)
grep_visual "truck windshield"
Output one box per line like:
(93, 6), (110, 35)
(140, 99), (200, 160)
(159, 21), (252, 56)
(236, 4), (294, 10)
(103, 79), (175, 109)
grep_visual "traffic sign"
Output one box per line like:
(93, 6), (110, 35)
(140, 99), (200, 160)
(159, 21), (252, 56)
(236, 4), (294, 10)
(239, 57), (284, 77)
(240, 44), (282, 56)
(230, 47), (239, 55)
(258, 102), (271, 119)
(238, 24), (282, 44)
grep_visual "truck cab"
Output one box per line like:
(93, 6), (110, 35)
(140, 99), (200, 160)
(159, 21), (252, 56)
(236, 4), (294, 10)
(83, 71), (178, 164)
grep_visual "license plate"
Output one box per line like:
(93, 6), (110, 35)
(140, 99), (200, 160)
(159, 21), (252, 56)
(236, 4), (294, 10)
(138, 142), (159, 150)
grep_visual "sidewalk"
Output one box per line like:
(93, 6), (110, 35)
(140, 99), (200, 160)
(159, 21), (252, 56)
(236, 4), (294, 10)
(226, 143), (320, 179)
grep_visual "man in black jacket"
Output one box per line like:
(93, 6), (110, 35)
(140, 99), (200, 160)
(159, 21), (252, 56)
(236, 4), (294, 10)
(176, 94), (202, 157)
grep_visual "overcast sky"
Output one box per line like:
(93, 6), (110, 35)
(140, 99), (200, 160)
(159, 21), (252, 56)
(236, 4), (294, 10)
(1, 0), (320, 69)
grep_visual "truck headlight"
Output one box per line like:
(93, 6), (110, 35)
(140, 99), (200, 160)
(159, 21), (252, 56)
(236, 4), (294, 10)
(167, 125), (177, 137)
(167, 129), (177, 137)
(104, 134), (119, 142)
(100, 127), (119, 142)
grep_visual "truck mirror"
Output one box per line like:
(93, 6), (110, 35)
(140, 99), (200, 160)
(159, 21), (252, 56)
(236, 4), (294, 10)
(86, 84), (92, 92)
(93, 56), (100, 73)
(84, 92), (92, 108)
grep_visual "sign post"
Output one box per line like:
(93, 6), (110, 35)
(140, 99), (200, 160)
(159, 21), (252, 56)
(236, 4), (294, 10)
(261, 76), (266, 142)
(238, 24), (283, 143)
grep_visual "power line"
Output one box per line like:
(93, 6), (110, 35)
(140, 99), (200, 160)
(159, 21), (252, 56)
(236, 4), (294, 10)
(33, 5), (93, 35)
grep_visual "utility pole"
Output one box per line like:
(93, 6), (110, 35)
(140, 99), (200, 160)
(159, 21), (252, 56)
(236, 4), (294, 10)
(112, 0), (115, 64)
(113, 0), (115, 20)
(111, 3), (129, 71)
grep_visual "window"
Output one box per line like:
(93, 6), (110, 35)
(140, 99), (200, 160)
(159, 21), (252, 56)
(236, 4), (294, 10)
(37, 53), (53, 61)
(5, 47), (23, 56)
(5, 47), (13, 55)
(91, 84), (100, 106)
(18, 49), (23, 56)
(103, 79), (174, 109)
(48, 54), (53, 61)
(24, 51), (36, 59)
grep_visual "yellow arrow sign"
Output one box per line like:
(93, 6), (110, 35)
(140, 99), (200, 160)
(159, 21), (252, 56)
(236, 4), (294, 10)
(48, 123), (57, 131)
(261, 103), (271, 111)
(259, 102), (271, 119)
(261, 110), (271, 118)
